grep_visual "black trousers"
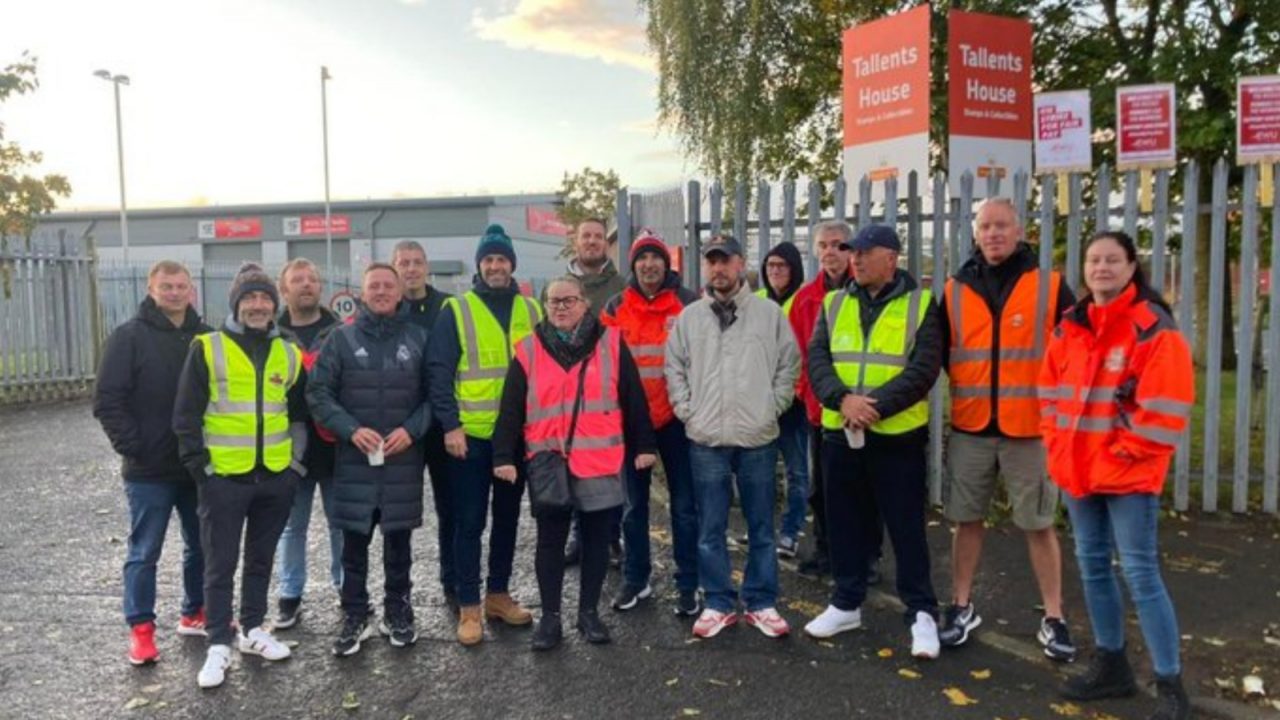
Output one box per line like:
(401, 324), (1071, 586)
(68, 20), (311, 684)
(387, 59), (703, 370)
(807, 424), (829, 557)
(340, 510), (413, 619)
(423, 427), (455, 594)
(536, 507), (612, 615)
(198, 472), (296, 646)
(822, 430), (937, 622)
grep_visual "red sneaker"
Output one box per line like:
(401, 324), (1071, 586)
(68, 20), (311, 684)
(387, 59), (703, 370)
(692, 609), (739, 639)
(177, 608), (207, 637)
(128, 621), (159, 665)
(744, 608), (791, 638)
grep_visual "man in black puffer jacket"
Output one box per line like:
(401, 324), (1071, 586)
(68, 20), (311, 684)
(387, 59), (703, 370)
(307, 263), (433, 656)
(94, 260), (212, 666)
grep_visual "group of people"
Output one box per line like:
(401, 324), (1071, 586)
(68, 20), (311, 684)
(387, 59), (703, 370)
(93, 204), (1193, 719)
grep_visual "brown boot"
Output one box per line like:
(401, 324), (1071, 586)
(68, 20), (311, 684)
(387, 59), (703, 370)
(457, 605), (483, 646)
(484, 593), (533, 626)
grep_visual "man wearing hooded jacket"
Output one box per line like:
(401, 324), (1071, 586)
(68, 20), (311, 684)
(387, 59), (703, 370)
(601, 229), (702, 615)
(755, 241), (809, 557)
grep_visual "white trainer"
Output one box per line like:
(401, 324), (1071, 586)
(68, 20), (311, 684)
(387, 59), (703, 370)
(911, 611), (940, 659)
(237, 626), (291, 661)
(197, 645), (232, 689)
(803, 606), (862, 638)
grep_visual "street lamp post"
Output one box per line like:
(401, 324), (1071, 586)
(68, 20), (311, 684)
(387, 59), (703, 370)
(94, 69), (130, 265)
(320, 66), (332, 276)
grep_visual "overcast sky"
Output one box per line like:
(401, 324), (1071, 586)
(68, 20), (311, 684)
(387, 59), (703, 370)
(1, 0), (689, 210)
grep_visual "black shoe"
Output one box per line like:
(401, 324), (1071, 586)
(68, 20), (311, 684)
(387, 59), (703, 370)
(1038, 616), (1078, 663)
(938, 603), (982, 647)
(1150, 674), (1191, 720)
(332, 613), (374, 657)
(1060, 648), (1138, 701)
(797, 553), (831, 579)
(275, 596), (302, 630)
(564, 537), (581, 566)
(609, 540), (623, 569)
(866, 560), (882, 587)
(576, 610), (611, 644)
(443, 587), (460, 616)
(673, 589), (702, 617)
(611, 583), (652, 611)
(379, 604), (417, 648)
(531, 612), (562, 651)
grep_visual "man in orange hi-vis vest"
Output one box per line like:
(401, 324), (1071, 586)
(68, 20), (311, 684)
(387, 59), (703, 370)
(937, 198), (1079, 663)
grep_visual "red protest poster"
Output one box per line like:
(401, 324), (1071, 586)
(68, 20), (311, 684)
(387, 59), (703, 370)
(1116, 84), (1176, 169)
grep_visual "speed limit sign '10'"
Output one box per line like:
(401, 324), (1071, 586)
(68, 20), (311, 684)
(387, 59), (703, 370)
(329, 290), (358, 321)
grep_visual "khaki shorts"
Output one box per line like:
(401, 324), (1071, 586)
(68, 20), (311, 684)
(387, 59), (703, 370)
(943, 432), (1058, 531)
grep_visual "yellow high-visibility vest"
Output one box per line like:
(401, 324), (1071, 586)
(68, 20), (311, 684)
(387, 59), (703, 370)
(445, 290), (541, 439)
(198, 331), (301, 474)
(754, 287), (795, 317)
(820, 287), (931, 434)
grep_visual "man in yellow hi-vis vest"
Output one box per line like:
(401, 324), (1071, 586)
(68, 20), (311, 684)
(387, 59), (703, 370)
(173, 262), (306, 690)
(804, 225), (944, 660)
(427, 224), (542, 646)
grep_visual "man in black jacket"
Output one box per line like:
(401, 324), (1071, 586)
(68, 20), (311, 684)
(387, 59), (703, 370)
(392, 240), (458, 611)
(307, 263), (434, 656)
(94, 260), (211, 666)
(805, 225), (944, 659)
(273, 258), (343, 629)
(173, 262), (308, 689)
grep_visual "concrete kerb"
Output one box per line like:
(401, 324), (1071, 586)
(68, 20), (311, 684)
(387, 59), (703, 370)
(648, 479), (1260, 720)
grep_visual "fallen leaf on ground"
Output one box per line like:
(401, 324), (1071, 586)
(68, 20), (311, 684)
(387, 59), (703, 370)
(1048, 701), (1083, 716)
(680, 709), (701, 717)
(283, 640), (299, 648)
(817, 641), (835, 649)
(877, 648), (894, 658)
(941, 687), (978, 706)
(140, 684), (162, 694)
(707, 678), (730, 687)
(1212, 677), (1235, 690)
(970, 669), (991, 680)
(123, 698), (150, 710)
(1243, 675), (1266, 696)
(785, 599), (826, 617)
(1201, 636), (1228, 647)
(898, 668), (921, 679)
(665, 678), (679, 687)
(342, 692), (360, 711)
(730, 570), (744, 584)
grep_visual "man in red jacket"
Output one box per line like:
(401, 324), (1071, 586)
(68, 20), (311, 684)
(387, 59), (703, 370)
(601, 229), (703, 616)
(788, 221), (880, 579)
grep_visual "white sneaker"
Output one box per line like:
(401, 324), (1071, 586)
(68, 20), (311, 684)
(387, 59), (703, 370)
(237, 626), (291, 661)
(803, 606), (862, 638)
(911, 611), (940, 659)
(197, 645), (232, 689)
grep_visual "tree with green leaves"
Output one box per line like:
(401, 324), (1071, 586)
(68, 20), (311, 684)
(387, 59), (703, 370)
(1, 52), (71, 246)
(643, 0), (1280, 364)
(556, 166), (620, 256)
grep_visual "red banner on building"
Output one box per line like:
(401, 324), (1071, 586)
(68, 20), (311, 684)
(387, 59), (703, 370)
(198, 217), (261, 239)
(1238, 76), (1280, 164)
(301, 214), (350, 236)
(1116, 84), (1176, 169)
(526, 207), (571, 237)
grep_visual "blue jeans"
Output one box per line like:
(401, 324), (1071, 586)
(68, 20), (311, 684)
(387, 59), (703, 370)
(450, 436), (525, 606)
(690, 442), (780, 613)
(123, 480), (203, 626)
(776, 403), (810, 540)
(622, 419), (699, 593)
(1064, 492), (1181, 677)
(275, 474), (343, 600)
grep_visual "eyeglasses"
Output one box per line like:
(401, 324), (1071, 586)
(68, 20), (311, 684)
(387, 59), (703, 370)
(546, 296), (583, 309)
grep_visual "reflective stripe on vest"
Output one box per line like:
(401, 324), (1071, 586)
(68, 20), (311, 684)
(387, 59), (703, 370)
(820, 288), (930, 434)
(946, 268), (1059, 437)
(755, 287), (795, 317)
(447, 291), (541, 439)
(517, 328), (625, 478)
(199, 331), (300, 475)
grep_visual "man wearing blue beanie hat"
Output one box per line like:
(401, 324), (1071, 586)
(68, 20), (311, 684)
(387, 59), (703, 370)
(475, 224), (517, 271)
(428, 222), (542, 645)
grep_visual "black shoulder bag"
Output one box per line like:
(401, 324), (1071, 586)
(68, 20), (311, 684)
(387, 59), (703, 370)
(526, 352), (592, 519)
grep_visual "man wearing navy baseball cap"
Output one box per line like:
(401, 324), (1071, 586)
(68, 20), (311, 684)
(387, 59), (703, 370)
(805, 223), (946, 660)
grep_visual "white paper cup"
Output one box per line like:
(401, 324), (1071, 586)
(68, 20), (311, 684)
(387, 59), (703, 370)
(844, 427), (865, 449)
(367, 441), (385, 466)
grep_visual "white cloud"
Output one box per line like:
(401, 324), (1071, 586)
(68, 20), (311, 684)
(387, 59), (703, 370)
(472, 0), (653, 72)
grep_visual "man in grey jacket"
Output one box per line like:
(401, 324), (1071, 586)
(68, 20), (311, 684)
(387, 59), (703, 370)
(665, 234), (800, 641)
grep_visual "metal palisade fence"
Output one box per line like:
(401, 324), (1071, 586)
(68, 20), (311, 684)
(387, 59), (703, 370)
(0, 231), (99, 403)
(616, 160), (1280, 515)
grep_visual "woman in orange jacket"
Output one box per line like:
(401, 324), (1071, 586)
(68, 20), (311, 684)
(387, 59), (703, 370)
(1038, 231), (1193, 720)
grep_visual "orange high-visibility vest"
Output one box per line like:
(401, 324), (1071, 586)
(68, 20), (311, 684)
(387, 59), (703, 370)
(946, 268), (1062, 437)
(601, 286), (683, 429)
(515, 328), (625, 479)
